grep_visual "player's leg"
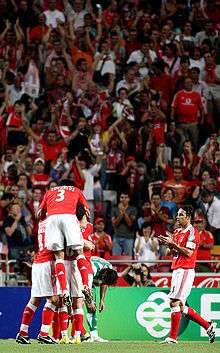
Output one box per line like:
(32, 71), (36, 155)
(45, 216), (70, 303)
(58, 304), (69, 344)
(62, 214), (94, 308)
(16, 297), (40, 344)
(160, 268), (186, 344)
(69, 262), (87, 344)
(182, 306), (216, 343)
(51, 308), (61, 341)
(86, 286), (108, 343)
(37, 295), (59, 344)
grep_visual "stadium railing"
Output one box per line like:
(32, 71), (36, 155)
(0, 258), (220, 287)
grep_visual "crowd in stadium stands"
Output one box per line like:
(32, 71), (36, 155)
(0, 0), (220, 280)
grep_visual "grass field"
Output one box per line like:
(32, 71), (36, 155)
(0, 340), (219, 353)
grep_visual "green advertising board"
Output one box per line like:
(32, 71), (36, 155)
(94, 287), (220, 341)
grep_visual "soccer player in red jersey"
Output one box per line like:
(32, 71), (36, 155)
(16, 219), (60, 344)
(38, 180), (91, 307)
(159, 206), (216, 344)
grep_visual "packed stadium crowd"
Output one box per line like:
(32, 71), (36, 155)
(1, 0), (220, 281)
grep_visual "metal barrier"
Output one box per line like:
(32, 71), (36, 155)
(0, 259), (29, 286)
(0, 258), (220, 287)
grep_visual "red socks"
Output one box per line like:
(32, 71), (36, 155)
(40, 301), (56, 336)
(19, 301), (38, 336)
(55, 259), (67, 294)
(185, 306), (210, 330)
(52, 310), (61, 340)
(170, 307), (181, 340)
(76, 255), (89, 287)
(73, 308), (84, 336)
(58, 306), (69, 338)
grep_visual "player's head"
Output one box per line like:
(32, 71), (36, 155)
(76, 203), (87, 229)
(59, 179), (74, 186)
(94, 268), (118, 286)
(176, 206), (193, 227)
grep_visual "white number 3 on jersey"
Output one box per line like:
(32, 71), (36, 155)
(55, 189), (65, 202)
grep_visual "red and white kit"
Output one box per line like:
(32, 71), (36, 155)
(169, 224), (200, 304)
(31, 219), (61, 297)
(39, 186), (89, 251)
(65, 223), (94, 298)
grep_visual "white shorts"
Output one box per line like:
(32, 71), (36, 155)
(65, 260), (93, 298)
(31, 261), (61, 298)
(45, 214), (83, 251)
(169, 268), (195, 305)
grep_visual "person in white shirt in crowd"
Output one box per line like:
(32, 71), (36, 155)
(116, 66), (141, 98)
(93, 39), (116, 84)
(174, 22), (195, 54)
(43, 0), (65, 28)
(134, 222), (159, 269)
(127, 37), (157, 77)
(63, 0), (91, 29)
(189, 47), (205, 75)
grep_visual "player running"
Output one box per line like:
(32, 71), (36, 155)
(38, 180), (92, 308)
(158, 206), (216, 344)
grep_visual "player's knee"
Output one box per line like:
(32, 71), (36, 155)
(54, 250), (64, 259)
(170, 300), (181, 309)
(30, 297), (41, 307)
(73, 249), (83, 257)
(49, 296), (60, 306)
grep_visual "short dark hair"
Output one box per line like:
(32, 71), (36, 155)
(95, 268), (118, 285)
(76, 203), (86, 221)
(201, 189), (213, 198)
(0, 192), (14, 201)
(59, 179), (74, 186)
(181, 205), (194, 217)
(151, 192), (161, 199)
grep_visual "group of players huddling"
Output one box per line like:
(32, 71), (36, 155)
(16, 181), (118, 344)
(15, 181), (216, 345)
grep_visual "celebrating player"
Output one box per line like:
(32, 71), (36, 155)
(158, 206), (216, 344)
(16, 218), (60, 344)
(38, 180), (92, 307)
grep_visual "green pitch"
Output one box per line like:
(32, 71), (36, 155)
(0, 340), (219, 353)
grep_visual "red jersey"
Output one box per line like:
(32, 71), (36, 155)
(39, 138), (66, 161)
(39, 186), (89, 216)
(172, 224), (200, 270)
(171, 90), (203, 123)
(197, 230), (214, 261)
(31, 173), (51, 190)
(82, 222), (94, 274)
(34, 219), (54, 263)
(92, 232), (112, 259)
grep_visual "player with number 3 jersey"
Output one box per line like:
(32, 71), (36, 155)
(38, 185), (89, 251)
(38, 181), (92, 310)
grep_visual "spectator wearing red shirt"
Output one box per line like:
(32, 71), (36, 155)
(149, 59), (174, 112)
(30, 158), (52, 191)
(29, 13), (49, 43)
(92, 218), (112, 259)
(181, 140), (200, 178)
(26, 125), (67, 163)
(157, 147), (189, 180)
(6, 101), (28, 147)
(171, 77), (204, 149)
(193, 211), (214, 272)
